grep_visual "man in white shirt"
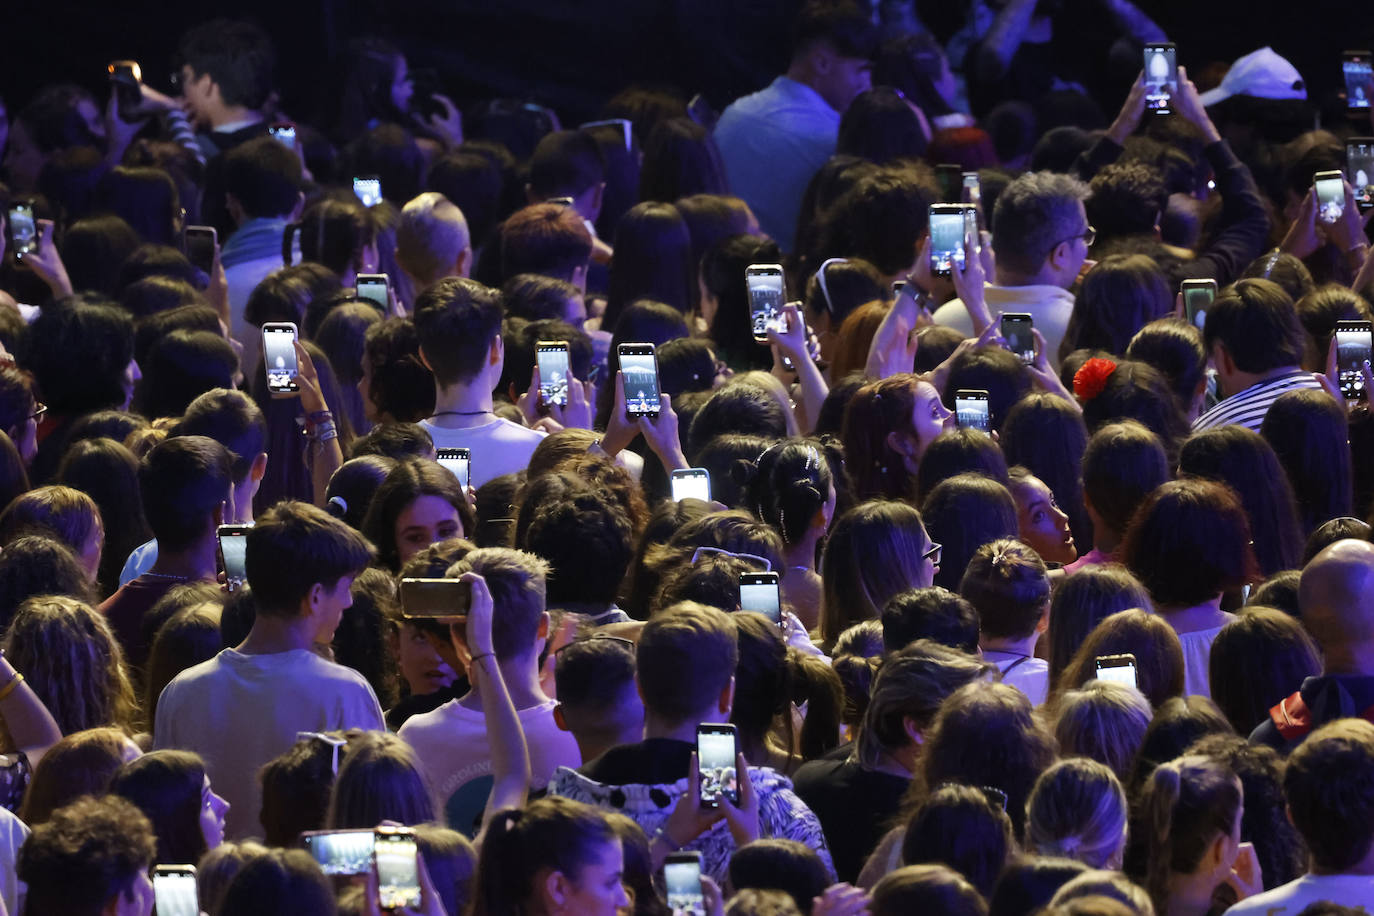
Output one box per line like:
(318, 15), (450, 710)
(962, 539), (1051, 706)
(1226, 718), (1374, 913)
(155, 500), (384, 840)
(713, 2), (877, 249)
(932, 171), (1091, 366)
(413, 277), (544, 488)
(400, 547), (580, 836)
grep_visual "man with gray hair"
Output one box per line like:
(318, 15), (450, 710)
(933, 171), (1091, 364)
(395, 191), (472, 294)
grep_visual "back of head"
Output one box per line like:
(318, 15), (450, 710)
(1067, 256), (1172, 360)
(859, 643), (991, 773)
(1086, 163), (1168, 244)
(138, 435), (235, 552)
(1299, 538), (1374, 656)
(1047, 564), (1153, 690)
(362, 319), (435, 424)
(1261, 388), (1353, 537)
(913, 428), (1011, 506)
(688, 382), (789, 460)
(529, 130), (606, 201)
(919, 474), (1019, 592)
(176, 18), (276, 111)
(1284, 718), (1374, 872)
(1209, 604), (1321, 735)
(824, 165), (937, 276)
(727, 839), (829, 914)
(141, 330), (240, 420)
(412, 277), (504, 387)
(218, 848), (337, 916)
(1025, 758), (1128, 869)
(297, 197), (376, 276)
(870, 864), (989, 916)
(553, 634), (638, 725)
(902, 783), (1014, 899)
(17, 794), (156, 916)
(942, 348), (1033, 435)
(992, 172), (1091, 277)
(988, 857), (1091, 916)
(427, 149), (504, 248)
(1203, 278), (1305, 373)
(1061, 609), (1185, 710)
(20, 726), (136, 826)
(1052, 681), (1153, 785)
(1048, 870), (1154, 913)
(636, 602), (739, 724)
(836, 87), (929, 164)
(820, 498), (933, 643)
(246, 501), (374, 616)
(524, 487), (633, 607)
(259, 735), (339, 847)
(881, 586), (980, 654)
(1080, 421), (1169, 537)
(24, 300), (135, 415)
(95, 165), (181, 246)
(224, 137), (303, 221)
(1126, 318), (1207, 409)
(327, 731), (434, 829)
(447, 548), (549, 659)
(1078, 359), (1188, 455)
(1140, 754), (1240, 913)
(501, 203), (592, 283)
(396, 192), (471, 290)
(960, 538), (1050, 641)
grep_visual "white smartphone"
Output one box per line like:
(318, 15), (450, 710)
(745, 263), (786, 342)
(261, 322), (299, 393)
(436, 447), (470, 489)
(1095, 653), (1138, 689)
(153, 865), (199, 916)
(670, 468), (711, 502)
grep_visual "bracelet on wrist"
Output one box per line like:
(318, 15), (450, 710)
(0, 672), (25, 703)
(469, 651), (496, 665)
(652, 824), (682, 851)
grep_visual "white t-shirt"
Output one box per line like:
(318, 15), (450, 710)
(400, 696), (580, 837)
(154, 648), (385, 840)
(1225, 873), (1374, 913)
(0, 806), (28, 916)
(1178, 620), (1231, 699)
(984, 651), (1050, 707)
(418, 418), (545, 489)
(931, 284), (1076, 369)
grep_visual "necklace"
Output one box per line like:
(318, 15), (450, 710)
(431, 409), (493, 418)
(142, 571), (190, 581)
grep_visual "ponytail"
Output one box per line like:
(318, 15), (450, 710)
(1142, 755), (1240, 915)
(1145, 762), (1182, 915)
(470, 799), (614, 916)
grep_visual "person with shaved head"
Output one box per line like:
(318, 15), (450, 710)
(1251, 539), (1374, 752)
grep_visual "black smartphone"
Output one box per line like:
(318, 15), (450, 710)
(955, 389), (991, 432)
(400, 577), (473, 618)
(375, 826), (422, 910)
(670, 468), (711, 503)
(536, 340), (571, 408)
(261, 322), (300, 393)
(963, 171), (984, 230)
(618, 343), (661, 419)
(1000, 313), (1035, 364)
(1181, 278), (1216, 330)
(1336, 319), (1373, 401)
(739, 571), (782, 625)
(184, 225), (217, 276)
(6, 202), (37, 260)
(217, 524), (252, 592)
(353, 176), (382, 208)
(664, 851), (706, 916)
(355, 273), (390, 312)
(696, 723), (739, 808)
(1345, 50), (1374, 112)
(268, 120), (297, 147)
(1349, 138), (1374, 212)
(1144, 43), (1178, 115)
(1315, 170), (1346, 224)
(935, 163), (962, 203)
(436, 448), (470, 490)
(301, 828), (376, 876)
(929, 204), (968, 278)
(1095, 653), (1138, 689)
(152, 864), (199, 916)
(107, 60), (142, 118)
(745, 263), (786, 342)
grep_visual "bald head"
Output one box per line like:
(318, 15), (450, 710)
(1300, 539), (1374, 660)
(396, 192), (472, 289)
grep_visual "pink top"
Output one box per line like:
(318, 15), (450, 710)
(1064, 547), (1112, 575)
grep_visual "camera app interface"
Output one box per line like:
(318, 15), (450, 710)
(220, 534), (247, 590)
(748, 272), (785, 338)
(698, 730), (738, 805)
(930, 211), (967, 275)
(263, 327), (298, 391)
(538, 347), (570, 407)
(305, 831), (374, 876)
(1337, 326), (1372, 398)
(376, 832), (421, 909)
(739, 580), (780, 623)
(620, 350), (659, 416)
(1352, 142), (1374, 209)
(1003, 318), (1034, 363)
(1144, 46), (1178, 111)
(665, 861), (705, 916)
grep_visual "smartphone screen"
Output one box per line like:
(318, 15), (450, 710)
(356, 274), (390, 311)
(185, 226), (216, 275)
(1181, 279), (1216, 331)
(261, 323), (299, 393)
(536, 341), (571, 408)
(217, 525), (251, 592)
(399, 578), (473, 617)
(153, 866), (199, 916)
(955, 389), (991, 432)
(1144, 44), (1178, 114)
(618, 344), (660, 418)
(696, 724), (739, 808)
(670, 468), (711, 502)
(269, 122), (297, 147)
(375, 829), (422, 910)
(7, 203), (37, 258)
(745, 264), (786, 342)
(1001, 313), (1035, 364)
(302, 829), (376, 876)
(664, 854), (705, 916)
(929, 206), (967, 277)
(935, 164), (962, 203)
(739, 572), (782, 625)
(1349, 139), (1374, 211)
(1316, 171), (1346, 224)
(1346, 51), (1374, 109)
(436, 448), (470, 490)
(1095, 654), (1138, 689)
(353, 176), (382, 208)
(1336, 320), (1373, 400)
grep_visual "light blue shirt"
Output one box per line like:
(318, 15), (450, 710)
(713, 76), (840, 251)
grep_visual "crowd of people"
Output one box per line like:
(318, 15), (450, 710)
(1, 2), (1374, 914)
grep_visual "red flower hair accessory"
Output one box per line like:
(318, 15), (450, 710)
(1073, 357), (1118, 402)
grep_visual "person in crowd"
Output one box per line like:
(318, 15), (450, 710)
(107, 749), (231, 866)
(1024, 758), (1129, 870)
(552, 634), (644, 766)
(960, 538), (1051, 705)
(395, 191), (473, 294)
(1067, 421), (1169, 574)
(17, 795), (158, 916)
(154, 501), (383, 840)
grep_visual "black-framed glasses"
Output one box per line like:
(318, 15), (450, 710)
(1053, 225), (1097, 248)
(922, 541), (943, 565)
(553, 634), (636, 658)
(297, 731), (347, 775)
(27, 403), (46, 421)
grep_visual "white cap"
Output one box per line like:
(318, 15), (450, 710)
(1199, 46), (1307, 107)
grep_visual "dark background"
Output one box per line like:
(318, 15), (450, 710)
(3, 0), (1372, 126)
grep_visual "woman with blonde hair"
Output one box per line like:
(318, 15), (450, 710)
(1052, 681), (1153, 784)
(326, 731), (435, 829)
(1025, 758), (1129, 870)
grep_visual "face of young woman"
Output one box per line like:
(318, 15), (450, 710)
(552, 840), (629, 916)
(199, 775), (230, 850)
(1014, 475), (1077, 565)
(905, 381), (954, 467)
(394, 494), (464, 567)
(397, 621), (457, 697)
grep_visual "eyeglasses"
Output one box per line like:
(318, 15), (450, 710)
(553, 634), (636, 659)
(297, 731), (347, 775)
(922, 541), (943, 565)
(27, 403), (46, 421)
(814, 258), (848, 315)
(1053, 225), (1097, 248)
(690, 546), (772, 571)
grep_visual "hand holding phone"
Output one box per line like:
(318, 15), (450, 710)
(436, 448), (471, 489)
(696, 724), (739, 808)
(1336, 320), (1373, 400)
(536, 340), (571, 408)
(5, 203), (38, 261)
(671, 468), (711, 502)
(1315, 170), (1346, 224)
(745, 264), (786, 343)
(1000, 313), (1035, 364)
(664, 852), (706, 916)
(618, 343), (661, 419)
(1181, 279), (1216, 331)
(1144, 43), (1178, 114)
(739, 572), (782, 625)
(929, 205), (969, 278)
(185, 225), (218, 276)
(375, 826), (422, 910)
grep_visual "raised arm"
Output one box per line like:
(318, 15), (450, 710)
(0, 652), (62, 767)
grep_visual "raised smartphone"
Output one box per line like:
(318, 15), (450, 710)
(955, 389), (991, 433)
(5, 202), (37, 260)
(353, 175), (382, 207)
(618, 343), (661, 419)
(355, 273), (390, 312)
(929, 204), (968, 277)
(436, 447), (470, 489)
(375, 826), (422, 910)
(152, 864), (199, 916)
(184, 225), (217, 276)
(745, 263), (786, 342)
(1181, 278), (1217, 330)
(536, 340), (571, 408)
(670, 468), (711, 502)
(301, 828), (376, 876)
(1345, 50), (1374, 112)
(1144, 43), (1178, 115)
(1000, 313), (1035, 364)
(696, 723), (739, 808)
(268, 120), (297, 147)
(217, 524), (252, 593)
(400, 577), (473, 618)
(1095, 653), (1138, 689)
(261, 322), (299, 393)
(1349, 138), (1374, 212)
(664, 851), (705, 916)
(1336, 319), (1373, 400)
(1315, 170), (1346, 224)
(739, 571), (782, 625)
(935, 163), (962, 203)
